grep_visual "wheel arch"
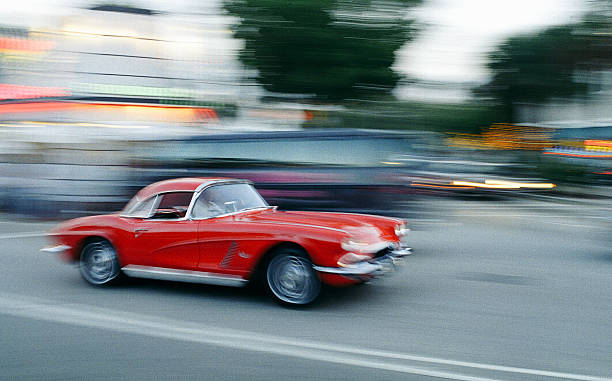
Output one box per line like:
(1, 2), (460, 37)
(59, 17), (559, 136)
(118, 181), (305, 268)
(74, 235), (113, 262)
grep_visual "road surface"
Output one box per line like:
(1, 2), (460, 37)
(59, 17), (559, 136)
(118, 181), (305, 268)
(1, 199), (610, 380)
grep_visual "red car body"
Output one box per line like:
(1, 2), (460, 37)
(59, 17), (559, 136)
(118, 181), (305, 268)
(43, 178), (411, 305)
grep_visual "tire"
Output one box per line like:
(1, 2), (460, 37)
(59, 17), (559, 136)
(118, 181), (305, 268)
(79, 239), (120, 286)
(265, 249), (321, 306)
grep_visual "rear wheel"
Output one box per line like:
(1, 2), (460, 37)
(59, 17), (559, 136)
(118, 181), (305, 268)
(79, 239), (120, 286)
(265, 249), (321, 306)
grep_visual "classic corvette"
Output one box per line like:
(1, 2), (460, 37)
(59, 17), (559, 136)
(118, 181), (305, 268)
(42, 178), (411, 305)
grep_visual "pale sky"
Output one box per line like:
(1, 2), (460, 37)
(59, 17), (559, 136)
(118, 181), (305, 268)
(394, 0), (587, 84)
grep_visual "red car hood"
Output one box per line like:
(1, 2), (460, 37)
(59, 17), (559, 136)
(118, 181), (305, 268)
(242, 209), (399, 240)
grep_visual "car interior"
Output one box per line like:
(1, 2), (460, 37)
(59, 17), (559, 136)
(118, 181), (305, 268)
(149, 192), (193, 219)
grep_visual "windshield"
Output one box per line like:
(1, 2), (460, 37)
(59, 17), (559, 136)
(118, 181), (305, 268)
(192, 183), (268, 218)
(121, 195), (157, 218)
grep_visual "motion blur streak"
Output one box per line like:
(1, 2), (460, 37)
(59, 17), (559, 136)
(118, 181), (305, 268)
(484, 180), (556, 188)
(0, 231), (47, 239)
(1, 292), (610, 381)
(451, 181), (520, 189)
(0, 1), (610, 380)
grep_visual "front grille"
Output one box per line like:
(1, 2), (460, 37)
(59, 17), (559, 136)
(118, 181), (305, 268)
(374, 246), (393, 258)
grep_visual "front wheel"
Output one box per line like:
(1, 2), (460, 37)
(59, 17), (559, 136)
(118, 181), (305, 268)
(265, 249), (321, 306)
(79, 240), (120, 286)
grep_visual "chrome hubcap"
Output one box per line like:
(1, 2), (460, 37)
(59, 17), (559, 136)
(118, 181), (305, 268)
(81, 242), (117, 284)
(267, 255), (319, 304)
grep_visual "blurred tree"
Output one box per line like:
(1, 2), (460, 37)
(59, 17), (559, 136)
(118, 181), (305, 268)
(476, 25), (589, 123)
(303, 100), (497, 134)
(225, 0), (421, 101)
(476, 5), (612, 123)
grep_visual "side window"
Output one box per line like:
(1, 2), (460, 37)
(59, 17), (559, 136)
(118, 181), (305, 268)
(150, 192), (193, 219)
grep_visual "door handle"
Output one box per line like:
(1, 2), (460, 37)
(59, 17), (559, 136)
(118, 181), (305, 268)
(134, 227), (149, 237)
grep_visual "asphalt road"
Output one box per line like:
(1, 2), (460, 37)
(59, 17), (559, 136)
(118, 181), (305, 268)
(0, 199), (611, 381)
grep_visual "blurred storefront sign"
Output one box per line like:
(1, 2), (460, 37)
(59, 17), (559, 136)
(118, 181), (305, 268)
(447, 123), (555, 151)
(0, 101), (218, 123)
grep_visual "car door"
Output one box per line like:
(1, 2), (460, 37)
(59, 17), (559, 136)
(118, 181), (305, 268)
(191, 185), (244, 274)
(129, 192), (199, 270)
(133, 219), (199, 270)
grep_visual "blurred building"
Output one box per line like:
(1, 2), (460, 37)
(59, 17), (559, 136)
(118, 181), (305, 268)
(0, 3), (317, 217)
(0, 3), (247, 123)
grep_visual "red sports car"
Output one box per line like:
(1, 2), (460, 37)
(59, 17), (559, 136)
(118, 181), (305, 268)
(42, 178), (411, 305)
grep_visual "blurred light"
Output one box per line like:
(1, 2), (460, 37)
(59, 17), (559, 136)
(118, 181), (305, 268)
(0, 102), (73, 114)
(584, 140), (612, 150)
(0, 84), (69, 101)
(449, 180), (555, 189)
(484, 180), (555, 189)
(411, 183), (476, 190)
(543, 151), (612, 158)
(0, 101), (217, 122)
(196, 109), (218, 121)
(452, 180), (520, 189)
(0, 37), (55, 53)
(447, 124), (554, 151)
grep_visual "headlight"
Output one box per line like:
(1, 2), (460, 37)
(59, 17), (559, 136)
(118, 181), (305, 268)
(395, 221), (410, 238)
(337, 252), (373, 267)
(341, 239), (370, 252)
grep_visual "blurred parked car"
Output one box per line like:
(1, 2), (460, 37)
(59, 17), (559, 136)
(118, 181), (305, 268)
(129, 129), (435, 214)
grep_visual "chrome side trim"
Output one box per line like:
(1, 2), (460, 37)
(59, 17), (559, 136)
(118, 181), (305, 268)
(121, 265), (248, 287)
(219, 241), (238, 269)
(313, 261), (384, 275)
(40, 245), (71, 254)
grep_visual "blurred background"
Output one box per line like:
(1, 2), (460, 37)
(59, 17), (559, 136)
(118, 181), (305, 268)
(3, 4), (611, 379)
(1, 0), (611, 218)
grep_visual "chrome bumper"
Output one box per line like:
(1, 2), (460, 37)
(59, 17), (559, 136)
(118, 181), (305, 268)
(40, 244), (71, 254)
(313, 247), (412, 277)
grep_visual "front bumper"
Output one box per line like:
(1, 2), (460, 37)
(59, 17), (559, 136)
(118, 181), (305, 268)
(313, 247), (412, 278)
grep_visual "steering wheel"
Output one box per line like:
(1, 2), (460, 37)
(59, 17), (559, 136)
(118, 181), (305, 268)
(207, 201), (225, 215)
